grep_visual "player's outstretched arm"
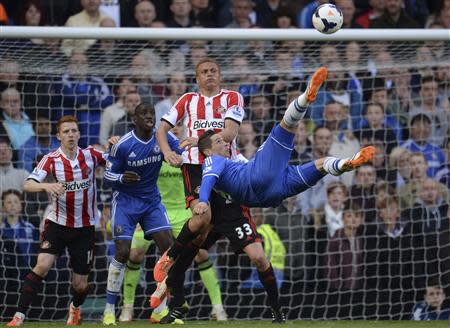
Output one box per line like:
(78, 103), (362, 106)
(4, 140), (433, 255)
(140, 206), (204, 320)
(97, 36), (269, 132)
(219, 119), (240, 143)
(157, 120), (182, 167)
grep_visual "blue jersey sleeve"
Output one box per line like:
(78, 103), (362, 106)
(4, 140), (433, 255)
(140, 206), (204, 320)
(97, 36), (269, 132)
(199, 156), (226, 203)
(104, 142), (125, 188)
(167, 131), (183, 155)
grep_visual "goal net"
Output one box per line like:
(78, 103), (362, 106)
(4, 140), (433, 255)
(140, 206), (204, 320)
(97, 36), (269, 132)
(0, 27), (449, 321)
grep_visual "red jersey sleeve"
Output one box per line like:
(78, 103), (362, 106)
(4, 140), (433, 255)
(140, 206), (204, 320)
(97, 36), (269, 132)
(224, 91), (245, 124)
(162, 93), (194, 126)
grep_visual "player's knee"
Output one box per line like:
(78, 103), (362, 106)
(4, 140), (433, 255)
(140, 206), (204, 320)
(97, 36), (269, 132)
(194, 249), (209, 263)
(72, 280), (89, 294)
(33, 263), (51, 277)
(115, 242), (131, 263)
(250, 253), (269, 271)
(129, 248), (145, 263)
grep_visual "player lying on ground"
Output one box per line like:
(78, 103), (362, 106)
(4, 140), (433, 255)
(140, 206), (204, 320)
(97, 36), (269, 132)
(152, 67), (375, 322)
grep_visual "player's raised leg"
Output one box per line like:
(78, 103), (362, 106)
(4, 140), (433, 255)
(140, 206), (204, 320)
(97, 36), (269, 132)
(281, 66), (328, 131)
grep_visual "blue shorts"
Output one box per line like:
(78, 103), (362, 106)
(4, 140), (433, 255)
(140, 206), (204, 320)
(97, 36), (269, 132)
(249, 124), (324, 206)
(110, 192), (171, 240)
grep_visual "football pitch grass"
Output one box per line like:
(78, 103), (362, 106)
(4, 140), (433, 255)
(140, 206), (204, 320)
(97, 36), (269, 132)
(8, 321), (450, 327)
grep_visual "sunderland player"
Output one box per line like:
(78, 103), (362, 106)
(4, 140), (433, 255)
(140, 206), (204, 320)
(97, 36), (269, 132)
(7, 116), (107, 327)
(155, 58), (285, 323)
(119, 122), (227, 323)
(102, 103), (187, 326)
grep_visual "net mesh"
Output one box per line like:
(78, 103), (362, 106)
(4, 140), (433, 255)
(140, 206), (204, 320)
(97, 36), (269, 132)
(0, 33), (450, 321)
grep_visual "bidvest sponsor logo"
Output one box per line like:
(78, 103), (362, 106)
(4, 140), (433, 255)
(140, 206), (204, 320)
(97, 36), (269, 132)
(64, 178), (91, 192)
(192, 119), (224, 130)
(159, 171), (182, 178)
(128, 155), (162, 167)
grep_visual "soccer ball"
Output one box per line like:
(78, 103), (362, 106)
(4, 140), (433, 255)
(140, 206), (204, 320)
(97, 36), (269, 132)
(312, 4), (343, 34)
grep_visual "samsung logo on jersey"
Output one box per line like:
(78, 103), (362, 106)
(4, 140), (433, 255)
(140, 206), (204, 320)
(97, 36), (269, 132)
(64, 178), (90, 192)
(193, 119), (224, 130)
(128, 155), (162, 167)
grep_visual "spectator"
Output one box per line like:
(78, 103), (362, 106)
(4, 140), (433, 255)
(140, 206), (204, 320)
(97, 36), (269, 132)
(85, 17), (122, 72)
(155, 72), (187, 126)
(365, 195), (411, 319)
(297, 0), (328, 28)
(111, 91), (141, 137)
(0, 139), (29, 193)
(130, 51), (161, 105)
(388, 146), (411, 188)
(290, 120), (312, 165)
(318, 44), (340, 66)
(247, 94), (274, 146)
(61, 0), (112, 56)
(51, 51), (113, 147)
(0, 2), (8, 25)
(190, 0), (217, 27)
(411, 277), (450, 320)
(350, 164), (377, 222)
(402, 113), (446, 177)
(166, 0), (192, 27)
(237, 121), (258, 159)
(325, 200), (364, 318)
(99, 76), (136, 146)
(335, 0), (362, 28)
(263, 49), (302, 119)
(1, 88), (34, 150)
(276, 40), (306, 80)
(0, 189), (39, 267)
(16, 0), (46, 46)
(354, 102), (397, 154)
(370, 0), (420, 28)
(17, 115), (59, 173)
(271, 6), (296, 28)
(0, 59), (20, 93)
(132, 0), (156, 27)
(321, 101), (359, 186)
(226, 56), (259, 100)
(438, 7), (450, 28)
(409, 76), (449, 147)
(398, 152), (449, 210)
(227, 0), (256, 28)
(355, 0), (385, 28)
(406, 178), (450, 292)
(254, 0), (293, 28)
(291, 127), (342, 216)
(344, 41), (365, 79)
(436, 138), (450, 191)
(389, 67), (414, 127)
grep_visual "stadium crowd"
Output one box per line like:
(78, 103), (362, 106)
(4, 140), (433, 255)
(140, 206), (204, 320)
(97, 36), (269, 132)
(1, 0), (450, 322)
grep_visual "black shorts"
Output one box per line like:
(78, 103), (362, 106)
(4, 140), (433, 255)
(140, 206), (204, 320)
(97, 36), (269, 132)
(202, 206), (262, 253)
(182, 164), (260, 251)
(40, 220), (95, 275)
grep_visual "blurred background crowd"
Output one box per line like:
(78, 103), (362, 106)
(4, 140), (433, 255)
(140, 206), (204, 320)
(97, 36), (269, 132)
(1, 0), (450, 322)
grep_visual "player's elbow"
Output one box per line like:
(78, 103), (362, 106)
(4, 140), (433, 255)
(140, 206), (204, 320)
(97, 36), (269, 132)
(23, 179), (35, 193)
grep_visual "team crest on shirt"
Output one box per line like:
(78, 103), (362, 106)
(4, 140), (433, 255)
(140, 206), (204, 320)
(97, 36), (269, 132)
(154, 145), (160, 153)
(82, 166), (92, 176)
(115, 225), (123, 235)
(214, 106), (226, 115)
(194, 186), (200, 195)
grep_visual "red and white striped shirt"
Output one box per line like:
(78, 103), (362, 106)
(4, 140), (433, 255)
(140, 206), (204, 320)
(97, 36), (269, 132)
(28, 146), (107, 228)
(162, 89), (245, 164)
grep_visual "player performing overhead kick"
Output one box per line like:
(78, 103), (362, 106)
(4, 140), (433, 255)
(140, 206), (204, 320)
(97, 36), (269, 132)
(154, 67), (375, 315)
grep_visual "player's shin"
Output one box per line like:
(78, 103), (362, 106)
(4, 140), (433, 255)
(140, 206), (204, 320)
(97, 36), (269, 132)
(257, 264), (281, 311)
(283, 95), (309, 128)
(197, 259), (223, 306)
(105, 258), (126, 313)
(167, 242), (200, 288)
(123, 260), (141, 306)
(167, 220), (200, 259)
(17, 271), (44, 315)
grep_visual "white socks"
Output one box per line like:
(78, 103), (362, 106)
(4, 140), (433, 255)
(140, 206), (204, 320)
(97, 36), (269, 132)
(105, 258), (126, 312)
(283, 92), (309, 128)
(322, 157), (348, 176)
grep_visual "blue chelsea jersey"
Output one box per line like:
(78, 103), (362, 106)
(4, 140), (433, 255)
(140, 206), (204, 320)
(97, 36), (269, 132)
(200, 155), (258, 206)
(104, 130), (181, 201)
